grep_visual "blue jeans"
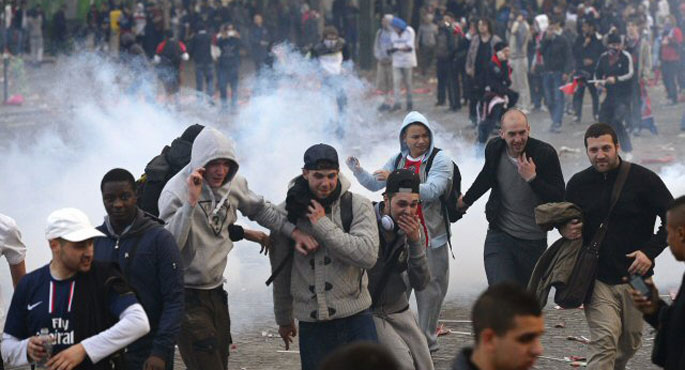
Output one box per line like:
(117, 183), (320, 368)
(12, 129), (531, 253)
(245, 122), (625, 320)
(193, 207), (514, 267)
(194, 62), (214, 99)
(483, 228), (547, 287)
(542, 71), (564, 126)
(298, 309), (378, 370)
(217, 65), (238, 108)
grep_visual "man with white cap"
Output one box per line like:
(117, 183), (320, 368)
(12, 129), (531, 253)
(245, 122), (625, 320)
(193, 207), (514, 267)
(1, 208), (150, 370)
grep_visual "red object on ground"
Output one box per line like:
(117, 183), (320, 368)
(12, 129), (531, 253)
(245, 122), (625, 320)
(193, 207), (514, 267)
(230, 344), (237, 350)
(4, 94), (24, 105)
(436, 324), (450, 337)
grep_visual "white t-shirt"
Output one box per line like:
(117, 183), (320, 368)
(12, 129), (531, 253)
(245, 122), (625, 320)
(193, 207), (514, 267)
(0, 214), (27, 331)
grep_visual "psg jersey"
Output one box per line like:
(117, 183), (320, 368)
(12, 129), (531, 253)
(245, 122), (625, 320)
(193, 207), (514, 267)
(4, 264), (136, 355)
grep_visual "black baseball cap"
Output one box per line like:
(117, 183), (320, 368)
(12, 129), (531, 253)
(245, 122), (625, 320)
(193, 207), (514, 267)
(386, 169), (420, 194)
(303, 143), (339, 170)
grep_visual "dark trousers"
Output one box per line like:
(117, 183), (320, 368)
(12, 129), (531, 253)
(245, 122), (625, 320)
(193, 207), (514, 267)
(662, 60), (679, 103)
(529, 71), (544, 109)
(436, 58), (458, 108)
(217, 65), (239, 108)
(573, 80), (599, 121)
(195, 62), (215, 99)
(178, 287), (232, 370)
(627, 79), (642, 131)
(484, 228), (547, 287)
(542, 71), (564, 126)
(599, 96), (633, 152)
(126, 346), (174, 370)
(298, 309), (378, 370)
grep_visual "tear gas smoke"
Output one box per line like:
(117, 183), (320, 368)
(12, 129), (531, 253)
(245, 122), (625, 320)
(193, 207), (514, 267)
(0, 49), (683, 332)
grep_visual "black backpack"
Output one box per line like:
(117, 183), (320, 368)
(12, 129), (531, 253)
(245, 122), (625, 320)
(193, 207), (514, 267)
(136, 124), (204, 216)
(159, 39), (182, 68)
(394, 148), (462, 256)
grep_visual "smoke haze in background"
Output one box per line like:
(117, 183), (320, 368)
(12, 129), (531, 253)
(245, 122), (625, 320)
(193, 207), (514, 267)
(0, 50), (683, 332)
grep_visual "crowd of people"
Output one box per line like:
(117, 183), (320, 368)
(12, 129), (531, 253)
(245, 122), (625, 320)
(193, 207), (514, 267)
(0, 108), (682, 370)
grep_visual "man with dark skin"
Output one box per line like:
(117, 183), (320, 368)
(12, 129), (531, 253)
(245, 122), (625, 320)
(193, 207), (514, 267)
(94, 168), (184, 370)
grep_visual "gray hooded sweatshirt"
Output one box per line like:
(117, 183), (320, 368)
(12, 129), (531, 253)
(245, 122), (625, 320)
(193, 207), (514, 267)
(158, 127), (295, 290)
(353, 111), (453, 248)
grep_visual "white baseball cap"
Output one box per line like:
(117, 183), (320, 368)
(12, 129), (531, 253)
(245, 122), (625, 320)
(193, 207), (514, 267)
(45, 208), (105, 242)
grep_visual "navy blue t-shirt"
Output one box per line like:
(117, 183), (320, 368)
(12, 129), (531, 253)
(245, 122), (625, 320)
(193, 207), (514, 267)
(4, 264), (137, 355)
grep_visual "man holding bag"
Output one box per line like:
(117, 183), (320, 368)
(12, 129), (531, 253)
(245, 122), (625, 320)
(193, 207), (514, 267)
(562, 123), (672, 370)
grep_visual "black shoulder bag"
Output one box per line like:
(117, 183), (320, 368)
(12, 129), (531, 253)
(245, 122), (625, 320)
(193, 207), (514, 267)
(555, 161), (631, 308)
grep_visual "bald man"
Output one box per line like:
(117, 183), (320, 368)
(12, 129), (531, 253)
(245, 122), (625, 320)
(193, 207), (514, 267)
(459, 109), (565, 286)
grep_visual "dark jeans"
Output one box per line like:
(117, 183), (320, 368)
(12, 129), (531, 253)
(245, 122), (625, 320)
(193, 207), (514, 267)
(436, 58), (458, 108)
(573, 80), (599, 121)
(126, 346), (174, 370)
(217, 65), (239, 108)
(529, 71), (544, 109)
(195, 62), (215, 99)
(542, 71), (564, 126)
(484, 228), (547, 287)
(178, 287), (232, 370)
(627, 79), (641, 131)
(599, 96), (633, 152)
(662, 60), (679, 103)
(298, 309), (378, 370)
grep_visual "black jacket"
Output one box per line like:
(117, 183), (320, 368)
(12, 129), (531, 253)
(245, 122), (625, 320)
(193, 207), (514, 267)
(595, 50), (634, 101)
(463, 137), (565, 227)
(644, 273), (685, 370)
(94, 210), (184, 361)
(565, 160), (672, 285)
(189, 31), (213, 65)
(485, 55), (512, 96)
(573, 33), (604, 75)
(539, 32), (572, 73)
(450, 348), (479, 370)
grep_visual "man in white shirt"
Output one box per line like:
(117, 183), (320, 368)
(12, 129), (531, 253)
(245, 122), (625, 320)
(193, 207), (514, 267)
(389, 17), (418, 112)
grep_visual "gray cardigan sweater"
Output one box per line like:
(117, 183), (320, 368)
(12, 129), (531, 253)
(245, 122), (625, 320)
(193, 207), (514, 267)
(270, 174), (379, 324)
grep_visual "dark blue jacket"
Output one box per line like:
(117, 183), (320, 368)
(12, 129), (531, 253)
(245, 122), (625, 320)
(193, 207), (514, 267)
(189, 30), (213, 65)
(94, 209), (184, 362)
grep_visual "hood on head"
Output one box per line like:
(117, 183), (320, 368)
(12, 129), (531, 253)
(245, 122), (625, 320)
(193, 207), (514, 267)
(399, 111), (435, 157)
(190, 127), (239, 187)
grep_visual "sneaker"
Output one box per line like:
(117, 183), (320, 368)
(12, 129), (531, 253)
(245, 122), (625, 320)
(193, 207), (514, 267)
(377, 103), (390, 112)
(435, 101), (445, 106)
(549, 124), (562, 133)
(389, 103), (402, 112)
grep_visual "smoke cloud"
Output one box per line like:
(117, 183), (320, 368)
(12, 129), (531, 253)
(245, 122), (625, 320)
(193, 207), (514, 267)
(0, 48), (683, 332)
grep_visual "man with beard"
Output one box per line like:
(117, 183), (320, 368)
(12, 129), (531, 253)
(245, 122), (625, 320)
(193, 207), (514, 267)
(459, 109), (564, 286)
(1, 208), (150, 370)
(594, 33), (634, 157)
(368, 169), (433, 370)
(94, 169), (184, 370)
(561, 123), (672, 369)
(270, 144), (379, 370)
